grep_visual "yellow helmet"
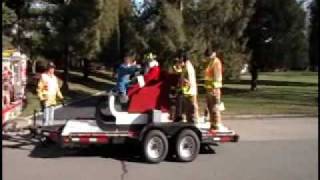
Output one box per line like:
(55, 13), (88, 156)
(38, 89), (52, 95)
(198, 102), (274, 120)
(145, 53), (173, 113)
(145, 53), (157, 61)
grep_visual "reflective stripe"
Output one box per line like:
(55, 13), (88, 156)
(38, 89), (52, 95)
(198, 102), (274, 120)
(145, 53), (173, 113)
(204, 81), (222, 89)
(213, 81), (222, 88)
(204, 57), (223, 89)
(213, 137), (220, 141)
(72, 138), (80, 142)
(173, 65), (182, 73)
(182, 85), (193, 96)
(89, 138), (97, 142)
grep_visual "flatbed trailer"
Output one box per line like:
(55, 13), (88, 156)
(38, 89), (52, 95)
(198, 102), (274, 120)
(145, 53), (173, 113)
(28, 67), (240, 163)
(36, 117), (239, 163)
(31, 76), (240, 163)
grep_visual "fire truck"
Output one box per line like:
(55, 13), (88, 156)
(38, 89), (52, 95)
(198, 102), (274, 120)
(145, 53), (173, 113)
(2, 49), (28, 125)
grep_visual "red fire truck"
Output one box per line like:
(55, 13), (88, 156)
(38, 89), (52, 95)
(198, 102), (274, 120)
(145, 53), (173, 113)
(2, 49), (28, 125)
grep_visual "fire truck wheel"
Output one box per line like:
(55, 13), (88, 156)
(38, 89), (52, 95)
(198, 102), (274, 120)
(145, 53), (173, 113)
(175, 129), (200, 162)
(143, 130), (168, 163)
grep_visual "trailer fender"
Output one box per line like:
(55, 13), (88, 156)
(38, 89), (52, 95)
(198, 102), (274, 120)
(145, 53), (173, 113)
(139, 125), (167, 142)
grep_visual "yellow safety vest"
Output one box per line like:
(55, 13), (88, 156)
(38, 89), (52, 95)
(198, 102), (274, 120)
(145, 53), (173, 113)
(172, 65), (191, 95)
(204, 57), (223, 89)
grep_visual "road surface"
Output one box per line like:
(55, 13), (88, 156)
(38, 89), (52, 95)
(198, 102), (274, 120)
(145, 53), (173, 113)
(2, 97), (318, 180)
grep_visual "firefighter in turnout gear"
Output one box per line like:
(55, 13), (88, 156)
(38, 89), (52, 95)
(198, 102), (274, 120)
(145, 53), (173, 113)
(171, 53), (200, 122)
(37, 62), (64, 126)
(204, 50), (229, 131)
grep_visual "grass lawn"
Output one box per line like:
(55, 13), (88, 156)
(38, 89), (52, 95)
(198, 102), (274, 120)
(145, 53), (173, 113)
(21, 70), (318, 117)
(198, 71), (318, 115)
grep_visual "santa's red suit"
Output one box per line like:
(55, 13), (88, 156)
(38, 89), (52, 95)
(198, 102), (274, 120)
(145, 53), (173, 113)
(127, 61), (171, 113)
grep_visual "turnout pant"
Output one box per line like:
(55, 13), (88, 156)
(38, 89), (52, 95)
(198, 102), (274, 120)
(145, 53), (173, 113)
(206, 88), (221, 128)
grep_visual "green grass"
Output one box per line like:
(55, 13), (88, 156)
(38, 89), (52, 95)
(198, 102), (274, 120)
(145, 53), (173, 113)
(21, 70), (318, 117)
(198, 71), (318, 115)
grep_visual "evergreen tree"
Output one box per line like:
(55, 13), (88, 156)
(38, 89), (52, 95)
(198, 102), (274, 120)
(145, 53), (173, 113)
(309, 0), (319, 71)
(40, 0), (119, 88)
(246, 0), (308, 90)
(131, 0), (186, 65)
(184, 0), (255, 79)
(2, 2), (17, 28)
(2, 2), (17, 48)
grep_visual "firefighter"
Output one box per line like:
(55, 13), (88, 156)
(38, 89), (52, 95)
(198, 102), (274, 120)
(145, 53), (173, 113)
(172, 53), (200, 122)
(37, 62), (64, 126)
(204, 50), (229, 131)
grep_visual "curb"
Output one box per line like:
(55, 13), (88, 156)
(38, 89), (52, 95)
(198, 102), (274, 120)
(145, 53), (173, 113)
(24, 91), (105, 120)
(223, 114), (318, 119)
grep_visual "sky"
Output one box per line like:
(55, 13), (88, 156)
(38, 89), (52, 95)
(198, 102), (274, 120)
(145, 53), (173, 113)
(134, 0), (144, 9)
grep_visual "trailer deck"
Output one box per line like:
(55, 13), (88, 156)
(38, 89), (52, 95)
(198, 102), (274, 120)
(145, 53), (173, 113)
(39, 119), (239, 147)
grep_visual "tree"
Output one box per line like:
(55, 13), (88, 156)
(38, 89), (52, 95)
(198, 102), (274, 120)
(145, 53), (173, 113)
(39, 0), (101, 88)
(309, 0), (319, 71)
(2, 2), (17, 28)
(2, 2), (17, 48)
(3, 0), (28, 50)
(67, 0), (102, 79)
(246, 0), (308, 90)
(3, 0), (53, 72)
(41, 0), (72, 90)
(96, 0), (121, 65)
(130, 0), (186, 64)
(183, 0), (255, 79)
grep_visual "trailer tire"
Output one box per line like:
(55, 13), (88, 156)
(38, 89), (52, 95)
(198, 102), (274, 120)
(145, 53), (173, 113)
(175, 129), (200, 162)
(143, 130), (168, 163)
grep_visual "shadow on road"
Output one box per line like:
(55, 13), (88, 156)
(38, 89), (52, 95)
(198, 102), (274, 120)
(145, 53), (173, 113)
(27, 142), (217, 163)
(2, 134), (39, 150)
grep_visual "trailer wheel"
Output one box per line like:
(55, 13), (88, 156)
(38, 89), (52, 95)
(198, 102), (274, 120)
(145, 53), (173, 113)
(143, 130), (168, 163)
(175, 129), (200, 162)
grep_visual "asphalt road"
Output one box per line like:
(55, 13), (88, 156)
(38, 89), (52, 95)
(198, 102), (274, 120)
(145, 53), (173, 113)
(2, 97), (318, 180)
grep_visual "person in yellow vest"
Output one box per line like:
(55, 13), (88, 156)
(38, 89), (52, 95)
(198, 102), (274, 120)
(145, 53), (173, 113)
(37, 62), (64, 126)
(204, 50), (229, 131)
(172, 53), (200, 122)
